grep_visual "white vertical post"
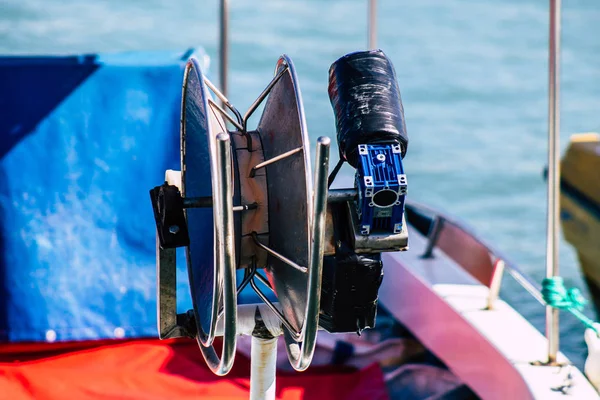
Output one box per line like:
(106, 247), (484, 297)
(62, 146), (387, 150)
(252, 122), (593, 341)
(250, 337), (278, 400)
(368, 0), (377, 49)
(545, 0), (562, 364)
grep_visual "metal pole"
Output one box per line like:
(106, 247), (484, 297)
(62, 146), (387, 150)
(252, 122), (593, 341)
(250, 337), (278, 400)
(252, 233), (308, 273)
(219, 0), (229, 99)
(368, 0), (377, 49)
(327, 188), (357, 203)
(545, 0), (561, 364)
(250, 147), (303, 178)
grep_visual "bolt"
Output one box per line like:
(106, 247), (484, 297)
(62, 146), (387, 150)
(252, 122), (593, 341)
(169, 225), (180, 234)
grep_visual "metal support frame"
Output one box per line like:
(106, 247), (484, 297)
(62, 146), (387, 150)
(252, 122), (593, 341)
(251, 232), (308, 273)
(182, 196), (258, 212)
(204, 76), (256, 151)
(249, 147), (303, 178)
(213, 304), (284, 400)
(249, 265), (302, 341)
(243, 65), (289, 132)
(327, 188), (357, 203)
(156, 241), (185, 339)
(250, 337), (278, 400)
(206, 63), (290, 153)
(183, 189), (359, 208)
(208, 98), (244, 132)
(205, 78), (243, 127)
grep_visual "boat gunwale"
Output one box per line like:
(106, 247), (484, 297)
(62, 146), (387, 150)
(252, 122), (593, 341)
(405, 200), (546, 306)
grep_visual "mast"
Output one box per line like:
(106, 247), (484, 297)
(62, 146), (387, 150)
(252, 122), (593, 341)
(219, 0), (229, 99)
(368, 0), (377, 49)
(545, 0), (562, 364)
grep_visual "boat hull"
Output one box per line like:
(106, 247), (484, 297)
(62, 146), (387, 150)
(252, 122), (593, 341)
(560, 133), (600, 311)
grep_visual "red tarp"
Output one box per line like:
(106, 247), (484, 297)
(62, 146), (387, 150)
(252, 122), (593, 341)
(0, 339), (388, 400)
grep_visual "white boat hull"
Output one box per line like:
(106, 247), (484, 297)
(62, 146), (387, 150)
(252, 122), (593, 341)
(380, 207), (599, 399)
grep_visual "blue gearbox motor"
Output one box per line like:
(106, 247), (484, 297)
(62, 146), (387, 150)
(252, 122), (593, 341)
(355, 143), (407, 236)
(321, 49), (409, 334)
(328, 49), (409, 239)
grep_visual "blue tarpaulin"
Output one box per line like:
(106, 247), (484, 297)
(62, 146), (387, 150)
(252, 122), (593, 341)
(0, 49), (209, 342)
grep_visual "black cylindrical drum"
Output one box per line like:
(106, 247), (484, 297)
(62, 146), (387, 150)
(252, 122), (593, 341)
(328, 50), (408, 168)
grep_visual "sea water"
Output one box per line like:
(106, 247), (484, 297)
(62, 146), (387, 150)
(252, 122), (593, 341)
(1, 0), (599, 368)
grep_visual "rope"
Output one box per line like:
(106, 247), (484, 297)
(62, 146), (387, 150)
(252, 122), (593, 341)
(542, 276), (599, 334)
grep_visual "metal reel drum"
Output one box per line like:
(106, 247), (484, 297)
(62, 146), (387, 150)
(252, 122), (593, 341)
(153, 48), (412, 398)
(181, 57), (237, 376)
(257, 55), (329, 371)
(153, 47), (415, 396)
(155, 54), (330, 376)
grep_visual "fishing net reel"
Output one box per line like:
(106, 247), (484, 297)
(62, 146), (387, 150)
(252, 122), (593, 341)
(149, 50), (409, 378)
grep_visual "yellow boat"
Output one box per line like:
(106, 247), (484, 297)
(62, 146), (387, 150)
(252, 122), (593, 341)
(560, 133), (600, 307)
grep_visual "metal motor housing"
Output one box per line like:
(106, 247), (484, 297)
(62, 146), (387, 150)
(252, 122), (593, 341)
(355, 143), (407, 236)
(320, 49), (410, 334)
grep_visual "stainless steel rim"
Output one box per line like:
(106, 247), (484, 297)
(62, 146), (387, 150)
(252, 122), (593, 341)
(283, 136), (330, 371)
(197, 132), (238, 376)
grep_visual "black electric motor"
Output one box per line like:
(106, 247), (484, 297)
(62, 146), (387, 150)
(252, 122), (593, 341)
(319, 202), (384, 334)
(328, 49), (408, 167)
(319, 49), (408, 335)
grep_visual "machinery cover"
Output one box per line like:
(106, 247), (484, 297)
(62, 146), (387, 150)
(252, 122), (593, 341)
(0, 49), (206, 342)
